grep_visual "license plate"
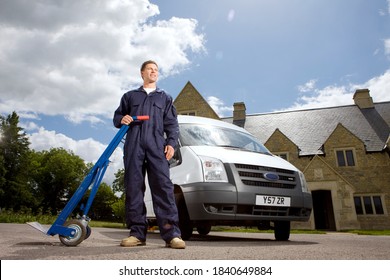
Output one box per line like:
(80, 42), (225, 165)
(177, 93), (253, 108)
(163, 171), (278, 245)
(256, 195), (291, 207)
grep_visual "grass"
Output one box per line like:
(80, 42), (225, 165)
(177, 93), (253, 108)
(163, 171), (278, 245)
(0, 209), (56, 225)
(0, 210), (126, 228)
(212, 226), (326, 234)
(89, 220), (126, 228)
(1, 211), (389, 235)
(213, 226), (390, 235)
(340, 229), (390, 236)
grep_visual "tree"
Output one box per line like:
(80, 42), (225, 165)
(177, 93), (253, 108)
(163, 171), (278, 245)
(0, 112), (34, 210)
(112, 168), (125, 196)
(30, 148), (87, 215)
(0, 153), (6, 204)
(111, 198), (126, 225)
(111, 168), (126, 224)
(0, 111), (123, 221)
(86, 182), (118, 221)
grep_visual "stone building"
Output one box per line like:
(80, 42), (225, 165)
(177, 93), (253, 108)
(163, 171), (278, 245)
(174, 81), (220, 119)
(174, 84), (390, 231)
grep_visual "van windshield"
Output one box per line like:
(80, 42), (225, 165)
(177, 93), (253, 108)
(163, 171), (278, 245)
(179, 124), (271, 154)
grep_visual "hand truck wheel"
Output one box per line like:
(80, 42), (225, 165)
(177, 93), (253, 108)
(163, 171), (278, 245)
(85, 225), (92, 239)
(59, 219), (87, 246)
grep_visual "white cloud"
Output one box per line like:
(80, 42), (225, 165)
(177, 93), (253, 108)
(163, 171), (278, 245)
(28, 127), (124, 184)
(132, 17), (206, 77)
(206, 96), (233, 117)
(288, 85), (352, 111)
(286, 70), (390, 111)
(298, 79), (317, 93)
(379, 0), (390, 15)
(385, 39), (390, 57)
(0, 0), (205, 123)
(227, 9), (235, 22)
(357, 70), (390, 101)
(20, 121), (40, 132)
(289, 37), (390, 111)
(388, 0), (390, 14)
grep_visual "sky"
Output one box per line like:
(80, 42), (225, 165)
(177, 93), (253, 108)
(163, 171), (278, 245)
(1, 0), (390, 184)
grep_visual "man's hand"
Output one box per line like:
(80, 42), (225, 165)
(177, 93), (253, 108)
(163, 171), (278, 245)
(164, 145), (174, 160)
(121, 115), (133, 125)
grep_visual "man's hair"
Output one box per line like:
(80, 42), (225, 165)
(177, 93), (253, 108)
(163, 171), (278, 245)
(140, 60), (158, 71)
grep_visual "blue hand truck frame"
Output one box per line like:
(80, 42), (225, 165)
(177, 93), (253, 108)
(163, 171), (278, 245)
(27, 116), (148, 246)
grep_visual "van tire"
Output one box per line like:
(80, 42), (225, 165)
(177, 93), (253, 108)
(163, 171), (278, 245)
(175, 193), (193, 240)
(274, 221), (290, 241)
(197, 224), (211, 235)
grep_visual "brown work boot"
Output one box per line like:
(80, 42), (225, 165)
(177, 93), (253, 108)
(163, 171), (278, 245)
(166, 237), (186, 249)
(120, 236), (146, 247)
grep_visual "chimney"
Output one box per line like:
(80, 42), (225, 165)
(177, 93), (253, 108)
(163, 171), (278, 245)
(353, 89), (374, 109)
(233, 102), (246, 127)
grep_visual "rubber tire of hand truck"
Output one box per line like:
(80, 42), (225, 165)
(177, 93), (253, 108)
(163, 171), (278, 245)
(59, 219), (87, 246)
(85, 225), (92, 239)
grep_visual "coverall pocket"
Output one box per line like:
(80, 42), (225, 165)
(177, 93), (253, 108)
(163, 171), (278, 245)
(153, 100), (164, 110)
(131, 102), (141, 115)
(153, 100), (165, 119)
(152, 100), (164, 135)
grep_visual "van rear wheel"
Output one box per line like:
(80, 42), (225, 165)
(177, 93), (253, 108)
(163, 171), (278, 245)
(175, 193), (193, 240)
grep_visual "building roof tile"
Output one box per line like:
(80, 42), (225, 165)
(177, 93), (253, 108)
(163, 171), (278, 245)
(223, 101), (390, 155)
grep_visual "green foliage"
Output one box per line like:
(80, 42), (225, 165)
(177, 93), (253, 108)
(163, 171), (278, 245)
(0, 111), (124, 221)
(29, 147), (87, 214)
(0, 208), (55, 224)
(111, 197), (126, 226)
(0, 112), (34, 210)
(112, 168), (125, 195)
(341, 229), (390, 235)
(86, 182), (118, 221)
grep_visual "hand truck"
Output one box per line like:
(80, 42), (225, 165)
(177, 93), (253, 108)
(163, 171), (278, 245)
(27, 116), (149, 246)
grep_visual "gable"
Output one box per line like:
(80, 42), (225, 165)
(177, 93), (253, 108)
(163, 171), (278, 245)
(265, 128), (299, 153)
(174, 81), (220, 119)
(302, 154), (355, 188)
(324, 123), (365, 151)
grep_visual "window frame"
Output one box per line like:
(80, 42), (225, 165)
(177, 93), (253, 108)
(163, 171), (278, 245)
(274, 152), (289, 161)
(179, 111), (197, 116)
(353, 194), (386, 216)
(335, 148), (356, 167)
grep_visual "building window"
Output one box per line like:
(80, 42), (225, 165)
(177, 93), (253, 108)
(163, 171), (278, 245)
(180, 111), (196, 116)
(274, 152), (289, 161)
(354, 195), (385, 215)
(336, 149), (355, 167)
(373, 196), (385, 214)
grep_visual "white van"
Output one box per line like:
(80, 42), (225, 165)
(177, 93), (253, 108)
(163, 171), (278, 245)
(146, 115), (312, 241)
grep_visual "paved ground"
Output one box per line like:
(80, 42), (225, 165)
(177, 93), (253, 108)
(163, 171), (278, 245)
(1, 223), (390, 260)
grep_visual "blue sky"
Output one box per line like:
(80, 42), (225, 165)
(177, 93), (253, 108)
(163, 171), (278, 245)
(1, 0), (389, 183)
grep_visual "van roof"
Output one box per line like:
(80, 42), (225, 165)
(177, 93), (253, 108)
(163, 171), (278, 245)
(177, 115), (248, 133)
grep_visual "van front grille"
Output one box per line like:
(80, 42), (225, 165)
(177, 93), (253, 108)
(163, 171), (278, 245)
(252, 206), (288, 216)
(235, 163), (297, 189)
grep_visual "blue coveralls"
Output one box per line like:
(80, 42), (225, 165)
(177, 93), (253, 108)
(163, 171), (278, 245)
(113, 86), (181, 242)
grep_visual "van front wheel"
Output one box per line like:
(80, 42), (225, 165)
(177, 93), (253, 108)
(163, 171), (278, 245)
(175, 193), (193, 240)
(274, 221), (290, 241)
(197, 224), (211, 235)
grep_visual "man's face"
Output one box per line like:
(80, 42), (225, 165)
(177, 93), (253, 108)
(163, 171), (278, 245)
(141, 63), (158, 83)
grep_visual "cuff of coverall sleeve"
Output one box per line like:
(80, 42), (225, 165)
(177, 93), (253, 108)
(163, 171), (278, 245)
(166, 140), (177, 149)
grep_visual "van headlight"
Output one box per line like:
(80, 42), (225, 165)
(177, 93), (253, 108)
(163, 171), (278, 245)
(199, 156), (228, 182)
(298, 171), (310, 193)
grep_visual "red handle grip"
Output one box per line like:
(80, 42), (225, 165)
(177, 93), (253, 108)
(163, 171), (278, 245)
(132, 115), (149, 121)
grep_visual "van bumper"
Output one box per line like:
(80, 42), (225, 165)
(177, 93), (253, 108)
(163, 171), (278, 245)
(180, 182), (312, 223)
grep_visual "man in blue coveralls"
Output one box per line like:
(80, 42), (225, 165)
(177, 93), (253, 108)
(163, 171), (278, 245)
(113, 60), (185, 249)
